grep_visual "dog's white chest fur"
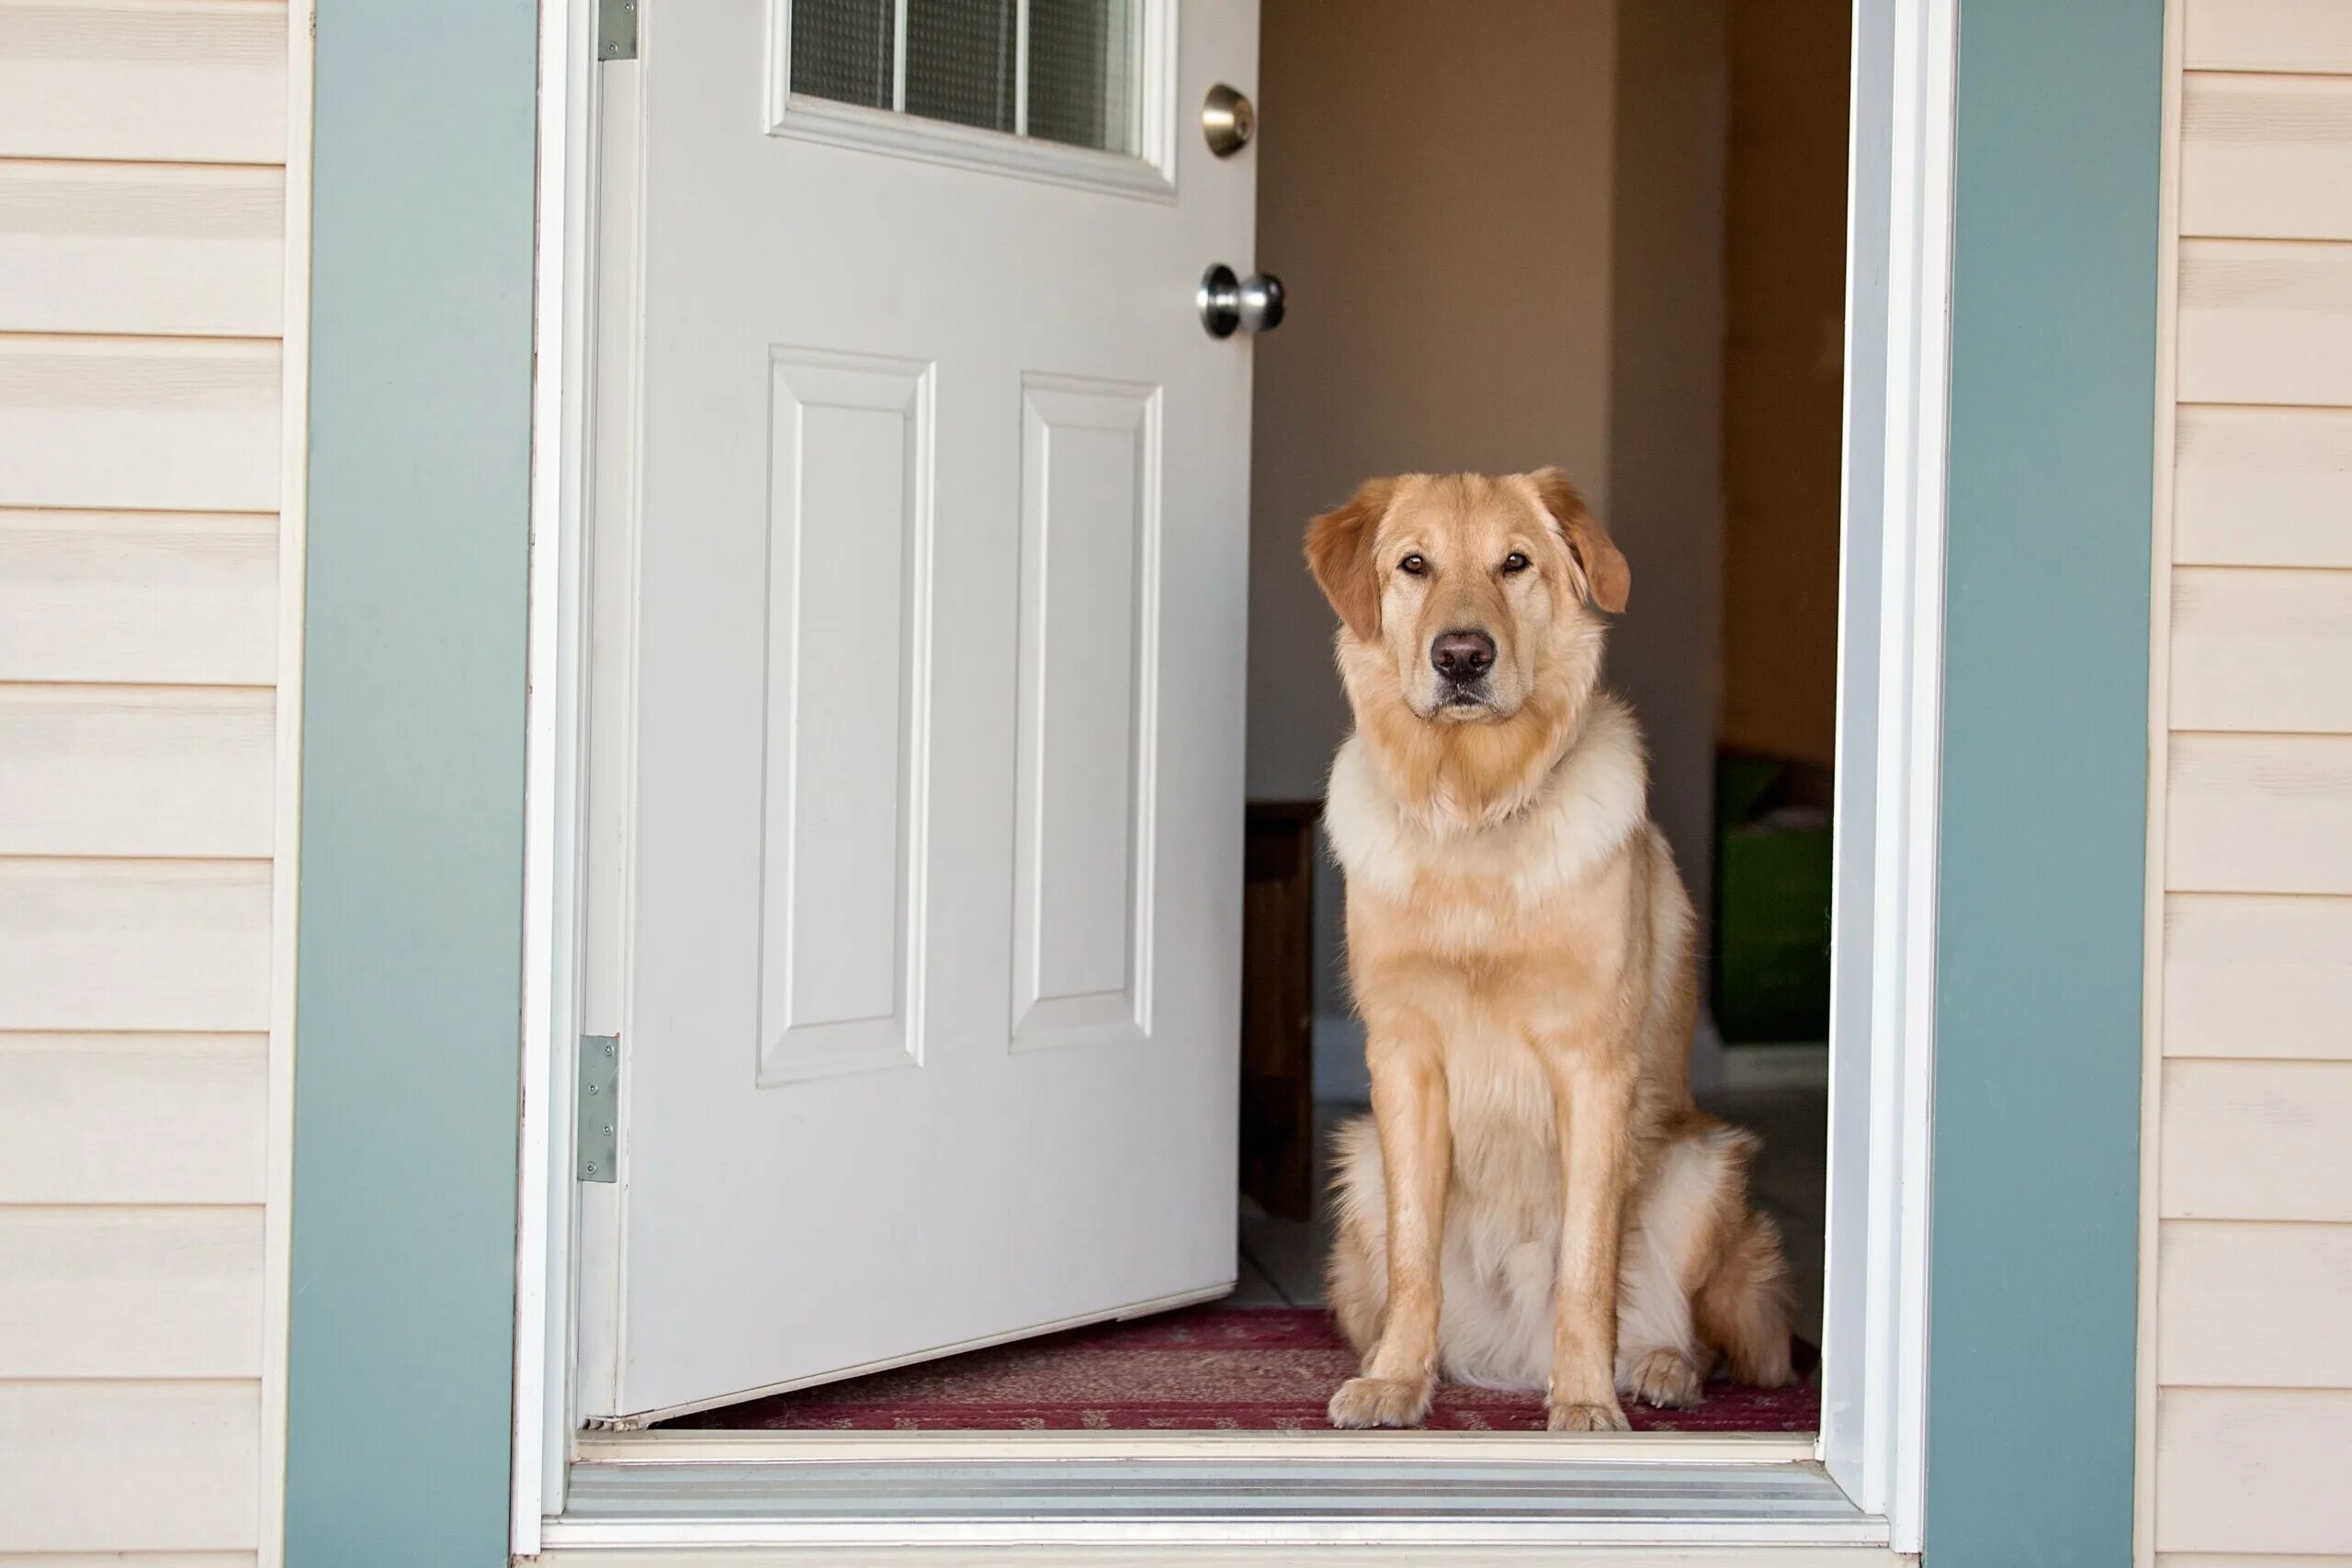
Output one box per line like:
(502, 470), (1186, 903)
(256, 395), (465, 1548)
(1320, 693), (1649, 919)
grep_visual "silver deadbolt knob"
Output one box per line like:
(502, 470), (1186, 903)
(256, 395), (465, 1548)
(1203, 84), (1255, 156)
(1198, 264), (1285, 338)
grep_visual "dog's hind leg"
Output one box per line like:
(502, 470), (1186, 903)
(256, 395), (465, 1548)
(1614, 1120), (1759, 1408)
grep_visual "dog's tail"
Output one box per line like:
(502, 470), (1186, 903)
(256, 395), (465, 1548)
(1691, 1171), (1796, 1388)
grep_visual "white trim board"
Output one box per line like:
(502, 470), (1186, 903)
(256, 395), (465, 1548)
(1812, 0), (1952, 1551)
(2134, 5), (2183, 1564)
(514, 0), (601, 1548)
(512, 0), (1957, 1555)
(259, 4), (318, 1566)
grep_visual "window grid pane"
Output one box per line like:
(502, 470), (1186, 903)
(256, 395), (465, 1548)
(789, 0), (896, 112)
(788, 0), (1141, 159)
(903, 0), (1018, 135)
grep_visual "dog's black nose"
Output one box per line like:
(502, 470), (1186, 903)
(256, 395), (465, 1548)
(1430, 630), (1497, 682)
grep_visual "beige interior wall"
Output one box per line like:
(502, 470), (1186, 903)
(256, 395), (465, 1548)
(1603, 0), (1729, 939)
(1245, 0), (1622, 806)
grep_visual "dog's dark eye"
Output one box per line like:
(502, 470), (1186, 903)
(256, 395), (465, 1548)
(1398, 554), (1429, 576)
(1501, 551), (1532, 575)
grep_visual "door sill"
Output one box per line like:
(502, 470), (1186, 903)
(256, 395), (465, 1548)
(546, 1433), (1884, 1551)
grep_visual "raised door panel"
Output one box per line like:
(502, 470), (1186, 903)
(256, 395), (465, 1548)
(758, 350), (933, 1084)
(1011, 375), (1159, 1048)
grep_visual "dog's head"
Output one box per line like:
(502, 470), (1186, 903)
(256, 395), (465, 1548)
(1305, 468), (1627, 736)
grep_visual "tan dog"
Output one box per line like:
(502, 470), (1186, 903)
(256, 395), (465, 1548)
(1307, 469), (1792, 1431)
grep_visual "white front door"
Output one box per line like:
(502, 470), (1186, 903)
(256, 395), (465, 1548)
(584, 0), (1261, 1421)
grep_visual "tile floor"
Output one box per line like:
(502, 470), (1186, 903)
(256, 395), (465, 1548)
(1233, 1083), (1828, 1349)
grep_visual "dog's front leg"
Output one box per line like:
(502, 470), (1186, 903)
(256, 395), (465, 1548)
(1544, 1047), (1637, 1431)
(1329, 1032), (1449, 1428)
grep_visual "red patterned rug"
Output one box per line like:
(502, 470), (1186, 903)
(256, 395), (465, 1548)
(665, 1306), (1820, 1433)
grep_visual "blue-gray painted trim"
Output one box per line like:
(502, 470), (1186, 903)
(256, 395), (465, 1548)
(284, 0), (539, 1562)
(1926, 2), (2160, 1563)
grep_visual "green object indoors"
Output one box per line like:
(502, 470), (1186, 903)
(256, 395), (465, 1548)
(1713, 754), (1834, 1044)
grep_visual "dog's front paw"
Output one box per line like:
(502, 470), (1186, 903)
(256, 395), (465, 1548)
(1623, 1348), (1703, 1410)
(1546, 1397), (1631, 1433)
(1328, 1375), (1433, 1429)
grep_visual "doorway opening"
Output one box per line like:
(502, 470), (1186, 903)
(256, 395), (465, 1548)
(522, 0), (1954, 1548)
(606, 0), (1854, 1439)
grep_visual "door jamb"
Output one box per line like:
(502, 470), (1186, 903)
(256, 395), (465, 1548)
(510, 0), (1956, 1555)
(513, 0), (601, 1546)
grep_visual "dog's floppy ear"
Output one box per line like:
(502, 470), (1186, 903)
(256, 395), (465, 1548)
(1305, 478), (1396, 642)
(1527, 467), (1629, 614)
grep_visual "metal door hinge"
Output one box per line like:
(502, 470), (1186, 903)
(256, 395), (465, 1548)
(597, 0), (638, 61)
(578, 1033), (618, 1182)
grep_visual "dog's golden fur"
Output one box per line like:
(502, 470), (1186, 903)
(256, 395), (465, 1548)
(1306, 469), (1792, 1431)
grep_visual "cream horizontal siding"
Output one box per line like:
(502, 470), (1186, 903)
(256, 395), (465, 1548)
(2164, 893), (2352, 1059)
(2159, 1058), (2352, 1222)
(2166, 732), (2352, 892)
(2149, 5), (2352, 1560)
(0, 336), (284, 512)
(0, 1207), (265, 1379)
(0, 685), (276, 858)
(2156, 1389), (2352, 1556)
(0, 0), (292, 1559)
(2170, 568), (2352, 730)
(0, 1382), (258, 1554)
(2174, 404), (2352, 566)
(2157, 1220), (2352, 1386)
(0, 160), (286, 338)
(0, 513), (278, 685)
(2188, 0), (2352, 75)
(0, 1), (287, 165)
(0, 1036), (266, 1204)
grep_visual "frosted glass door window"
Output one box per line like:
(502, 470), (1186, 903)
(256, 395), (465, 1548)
(788, 0), (1143, 155)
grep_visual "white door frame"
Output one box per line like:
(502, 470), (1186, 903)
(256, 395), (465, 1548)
(510, 0), (1956, 1556)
